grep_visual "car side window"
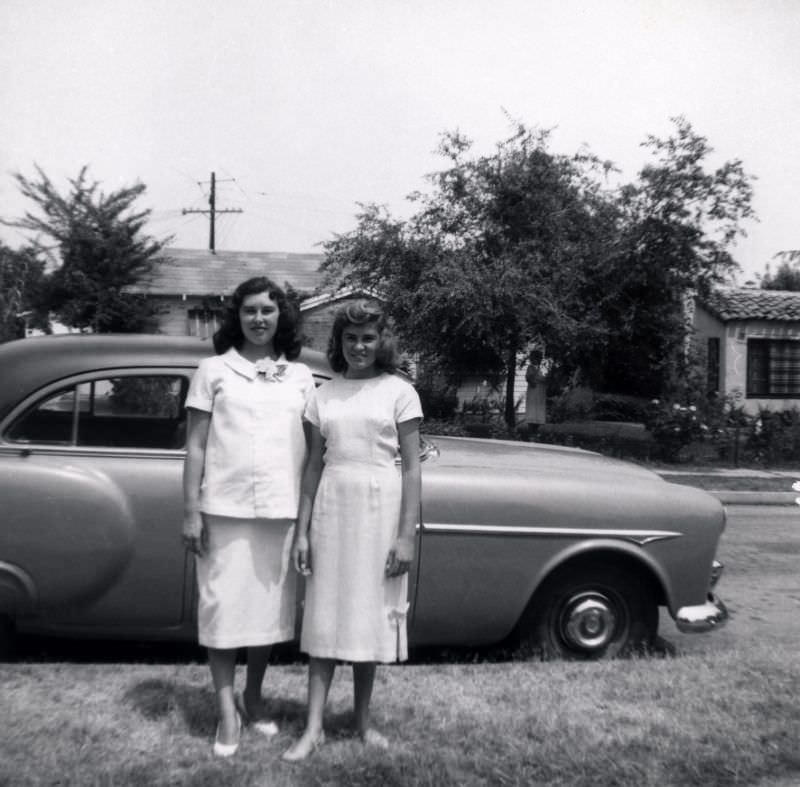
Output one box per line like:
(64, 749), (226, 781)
(7, 374), (189, 449)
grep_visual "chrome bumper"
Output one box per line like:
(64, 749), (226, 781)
(676, 592), (729, 634)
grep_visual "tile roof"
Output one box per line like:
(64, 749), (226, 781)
(699, 287), (800, 322)
(128, 248), (326, 296)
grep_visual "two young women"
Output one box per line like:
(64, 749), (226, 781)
(182, 278), (422, 758)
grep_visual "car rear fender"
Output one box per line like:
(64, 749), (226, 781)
(0, 456), (136, 612)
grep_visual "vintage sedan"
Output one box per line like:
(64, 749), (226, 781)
(0, 334), (727, 660)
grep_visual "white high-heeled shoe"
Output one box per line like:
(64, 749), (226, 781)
(282, 730), (326, 762)
(213, 712), (242, 758)
(235, 692), (279, 737)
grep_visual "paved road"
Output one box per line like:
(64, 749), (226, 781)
(660, 504), (800, 655)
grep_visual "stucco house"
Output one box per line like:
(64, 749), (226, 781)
(128, 247), (529, 415)
(128, 248), (326, 341)
(694, 286), (800, 414)
(131, 248), (390, 357)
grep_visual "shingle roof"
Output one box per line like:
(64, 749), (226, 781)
(128, 248), (325, 296)
(699, 287), (800, 321)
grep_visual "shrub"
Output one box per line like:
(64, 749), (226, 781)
(589, 393), (652, 423)
(644, 399), (709, 462)
(548, 390), (651, 425)
(421, 418), (469, 437)
(461, 394), (503, 420)
(536, 421), (653, 459)
(417, 383), (459, 420)
(745, 407), (800, 465)
(548, 386), (593, 423)
(422, 417), (518, 440)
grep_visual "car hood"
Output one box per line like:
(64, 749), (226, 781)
(423, 434), (662, 484)
(418, 434), (724, 534)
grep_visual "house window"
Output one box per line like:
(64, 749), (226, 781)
(187, 308), (223, 339)
(747, 339), (800, 397)
(706, 338), (720, 396)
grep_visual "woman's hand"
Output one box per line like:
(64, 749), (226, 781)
(385, 536), (414, 578)
(292, 534), (312, 576)
(182, 512), (208, 557)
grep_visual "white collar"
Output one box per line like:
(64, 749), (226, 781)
(222, 348), (288, 381)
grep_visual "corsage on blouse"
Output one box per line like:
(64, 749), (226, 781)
(254, 358), (288, 382)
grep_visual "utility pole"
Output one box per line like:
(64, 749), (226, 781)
(182, 172), (243, 253)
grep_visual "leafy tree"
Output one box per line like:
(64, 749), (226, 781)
(760, 251), (800, 291)
(322, 125), (616, 427)
(0, 243), (48, 342)
(321, 117), (756, 423)
(587, 116), (756, 397)
(2, 165), (169, 332)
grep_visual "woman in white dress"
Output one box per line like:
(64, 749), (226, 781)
(182, 277), (314, 757)
(283, 301), (422, 761)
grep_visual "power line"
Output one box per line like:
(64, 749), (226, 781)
(181, 172), (243, 253)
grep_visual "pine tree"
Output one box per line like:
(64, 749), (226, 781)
(3, 165), (170, 332)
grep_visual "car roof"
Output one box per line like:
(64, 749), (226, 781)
(0, 334), (330, 420)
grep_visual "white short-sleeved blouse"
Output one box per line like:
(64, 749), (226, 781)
(305, 373), (423, 468)
(186, 348), (314, 519)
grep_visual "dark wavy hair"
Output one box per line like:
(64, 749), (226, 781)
(212, 277), (303, 359)
(328, 300), (400, 374)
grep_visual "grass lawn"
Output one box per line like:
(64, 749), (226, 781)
(2, 646), (799, 787)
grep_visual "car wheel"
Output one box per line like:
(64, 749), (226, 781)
(521, 562), (658, 660)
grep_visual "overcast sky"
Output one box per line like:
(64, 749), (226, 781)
(1, 0), (798, 282)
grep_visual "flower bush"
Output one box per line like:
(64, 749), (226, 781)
(643, 399), (800, 466)
(418, 364), (800, 466)
(462, 393), (502, 420)
(644, 399), (709, 462)
(744, 407), (800, 465)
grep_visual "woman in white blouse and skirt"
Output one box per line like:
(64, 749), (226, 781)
(182, 277), (314, 757)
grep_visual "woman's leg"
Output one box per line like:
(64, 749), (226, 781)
(306, 657), (336, 735)
(208, 648), (238, 744)
(282, 657), (336, 760)
(353, 662), (377, 738)
(242, 645), (271, 715)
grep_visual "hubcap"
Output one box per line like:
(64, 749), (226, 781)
(561, 592), (618, 651)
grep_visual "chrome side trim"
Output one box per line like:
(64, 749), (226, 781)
(422, 522), (681, 546)
(0, 445), (183, 460)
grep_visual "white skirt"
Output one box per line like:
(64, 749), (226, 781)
(300, 463), (408, 663)
(196, 515), (296, 649)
